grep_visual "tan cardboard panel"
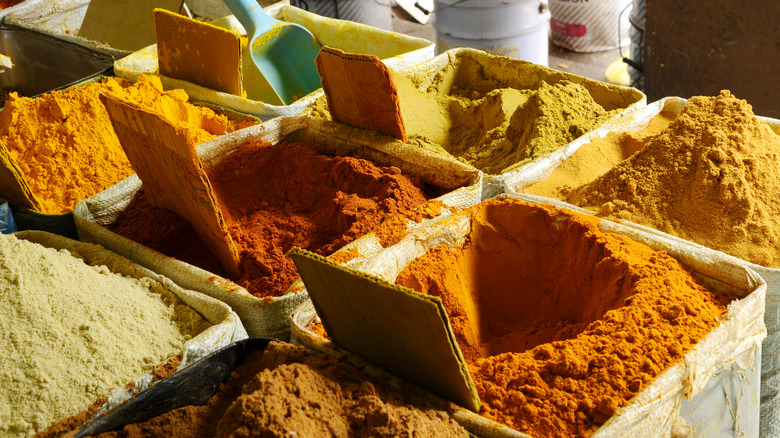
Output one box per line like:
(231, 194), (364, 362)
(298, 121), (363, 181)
(100, 93), (241, 278)
(288, 247), (480, 412)
(316, 46), (407, 142)
(0, 144), (40, 211)
(80, 0), (183, 52)
(155, 9), (244, 97)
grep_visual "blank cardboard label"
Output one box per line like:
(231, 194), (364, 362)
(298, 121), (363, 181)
(80, 0), (184, 52)
(100, 93), (241, 278)
(288, 247), (480, 411)
(315, 46), (407, 142)
(155, 9), (244, 96)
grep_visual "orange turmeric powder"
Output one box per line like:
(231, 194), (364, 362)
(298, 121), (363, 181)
(396, 199), (731, 438)
(0, 75), (253, 214)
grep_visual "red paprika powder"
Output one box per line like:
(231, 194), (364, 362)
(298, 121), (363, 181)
(113, 141), (429, 298)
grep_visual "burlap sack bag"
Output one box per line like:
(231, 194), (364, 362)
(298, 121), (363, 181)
(74, 115), (481, 340)
(503, 98), (780, 437)
(310, 47), (645, 177)
(0, 0), (47, 21)
(291, 192), (765, 437)
(13, 230), (248, 415)
(3, 0), (287, 58)
(112, 3), (435, 121)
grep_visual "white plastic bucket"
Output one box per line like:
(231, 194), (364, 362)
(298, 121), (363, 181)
(628, 0), (644, 87)
(433, 0), (549, 66)
(549, 0), (631, 52)
(289, 0), (393, 31)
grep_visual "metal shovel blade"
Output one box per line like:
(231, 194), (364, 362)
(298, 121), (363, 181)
(225, 0), (321, 105)
(73, 337), (273, 437)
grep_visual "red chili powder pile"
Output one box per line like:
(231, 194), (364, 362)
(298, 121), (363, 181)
(37, 341), (468, 438)
(113, 142), (429, 298)
(395, 198), (732, 438)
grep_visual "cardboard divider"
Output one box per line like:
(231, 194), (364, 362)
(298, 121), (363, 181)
(100, 93), (242, 278)
(316, 46), (407, 141)
(155, 8), (245, 97)
(288, 247), (480, 412)
(79, 0), (183, 52)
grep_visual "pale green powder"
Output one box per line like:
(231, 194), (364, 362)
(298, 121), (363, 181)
(0, 234), (211, 436)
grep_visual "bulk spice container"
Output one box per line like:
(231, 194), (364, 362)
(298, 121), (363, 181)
(503, 92), (780, 436)
(0, 74), (257, 237)
(74, 115), (483, 339)
(37, 339), (471, 437)
(291, 196), (765, 437)
(112, 3), (436, 120)
(0, 230), (246, 437)
(305, 48), (645, 175)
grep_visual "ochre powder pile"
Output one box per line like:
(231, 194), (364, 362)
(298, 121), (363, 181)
(0, 75), (253, 214)
(395, 199), (731, 437)
(523, 109), (677, 199)
(38, 341), (468, 438)
(113, 142), (429, 298)
(565, 91), (780, 268)
(308, 54), (623, 174)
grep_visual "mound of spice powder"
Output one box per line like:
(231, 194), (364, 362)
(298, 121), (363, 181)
(0, 74), (253, 214)
(113, 142), (429, 298)
(309, 54), (622, 175)
(523, 109), (677, 199)
(38, 341), (468, 438)
(0, 234), (210, 437)
(395, 199), (732, 438)
(567, 91), (780, 268)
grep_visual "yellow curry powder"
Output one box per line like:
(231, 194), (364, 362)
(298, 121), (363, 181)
(0, 75), (252, 214)
(308, 56), (620, 175)
(395, 199), (730, 438)
(568, 91), (780, 268)
(523, 110), (677, 199)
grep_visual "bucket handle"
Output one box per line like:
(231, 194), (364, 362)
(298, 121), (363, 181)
(431, 0), (548, 15)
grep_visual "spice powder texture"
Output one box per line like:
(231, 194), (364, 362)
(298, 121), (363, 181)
(113, 142), (429, 298)
(567, 91), (780, 268)
(0, 234), (210, 437)
(523, 109), (677, 199)
(308, 54), (621, 174)
(38, 341), (468, 438)
(0, 75), (251, 214)
(395, 199), (731, 438)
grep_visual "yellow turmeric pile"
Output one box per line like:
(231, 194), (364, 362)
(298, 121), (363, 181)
(567, 91), (780, 268)
(396, 199), (731, 437)
(0, 75), (253, 214)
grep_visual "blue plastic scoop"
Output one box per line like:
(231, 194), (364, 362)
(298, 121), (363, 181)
(223, 0), (322, 105)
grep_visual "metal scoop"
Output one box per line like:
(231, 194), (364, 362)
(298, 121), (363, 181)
(224, 0), (322, 105)
(73, 338), (273, 437)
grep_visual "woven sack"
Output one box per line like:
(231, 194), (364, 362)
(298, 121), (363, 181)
(503, 97), (780, 437)
(13, 230), (248, 415)
(74, 115), (481, 340)
(292, 192), (765, 437)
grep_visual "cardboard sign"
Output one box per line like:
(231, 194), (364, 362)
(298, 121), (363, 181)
(79, 0), (184, 52)
(155, 9), (245, 97)
(100, 93), (241, 278)
(288, 247), (480, 412)
(315, 46), (408, 142)
(0, 144), (41, 211)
